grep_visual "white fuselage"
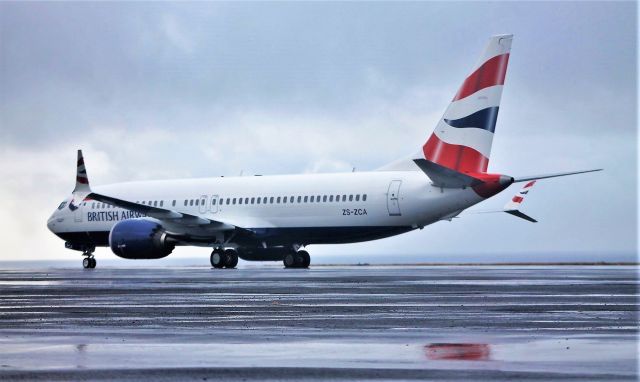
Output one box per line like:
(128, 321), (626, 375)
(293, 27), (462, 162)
(48, 170), (486, 248)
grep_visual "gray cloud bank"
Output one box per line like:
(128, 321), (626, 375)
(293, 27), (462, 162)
(0, 2), (636, 262)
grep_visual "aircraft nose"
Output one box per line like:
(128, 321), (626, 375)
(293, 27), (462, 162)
(47, 214), (57, 233)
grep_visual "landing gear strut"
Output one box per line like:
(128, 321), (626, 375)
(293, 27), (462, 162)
(284, 250), (310, 269)
(210, 248), (238, 269)
(82, 249), (96, 269)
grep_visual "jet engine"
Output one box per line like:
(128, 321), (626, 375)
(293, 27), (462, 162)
(108, 218), (174, 259)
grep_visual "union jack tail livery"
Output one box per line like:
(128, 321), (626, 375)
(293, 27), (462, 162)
(423, 34), (512, 174)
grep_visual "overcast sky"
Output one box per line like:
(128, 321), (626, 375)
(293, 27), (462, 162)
(0, 2), (636, 264)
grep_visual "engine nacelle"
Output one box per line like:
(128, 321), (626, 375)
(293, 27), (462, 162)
(109, 218), (174, 259)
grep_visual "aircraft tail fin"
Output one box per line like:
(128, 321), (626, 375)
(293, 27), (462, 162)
(379, 34), (513, 173)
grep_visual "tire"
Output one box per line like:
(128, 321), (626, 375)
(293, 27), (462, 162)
(283, 253), (296, 268)
(82, 258), (90, 269)
(224, 249), (238, 268)
(210, 251), (226, 268)
(299, 251), (310, 268)
(89, 258), (96, 269)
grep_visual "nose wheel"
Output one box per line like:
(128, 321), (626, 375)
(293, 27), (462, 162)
(284, 250), (310, 269)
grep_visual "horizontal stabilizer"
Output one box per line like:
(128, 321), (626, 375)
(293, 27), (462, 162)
(514, 169), (602, 183)
(413, 159), (484, 188)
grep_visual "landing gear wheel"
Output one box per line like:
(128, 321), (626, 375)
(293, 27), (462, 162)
(298, 250), (310, 268)
(283, 253), (296, 268)
(224, 249), (238, 268)
(210, 250), (226, 269)
(82, 252), (96, 269)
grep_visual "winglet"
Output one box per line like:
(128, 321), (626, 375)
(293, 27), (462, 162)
(503, 180), (537, 223)
(69, 150), (92, 210)
(74, 150), (91, 193)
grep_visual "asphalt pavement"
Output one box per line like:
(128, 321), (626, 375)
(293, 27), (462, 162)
(0, 265), (637, 381)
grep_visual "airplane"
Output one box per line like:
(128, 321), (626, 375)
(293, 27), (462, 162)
(47, 34), (601, 269)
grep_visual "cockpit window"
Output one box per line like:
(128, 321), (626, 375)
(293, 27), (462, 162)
(57, 201), (67, 210)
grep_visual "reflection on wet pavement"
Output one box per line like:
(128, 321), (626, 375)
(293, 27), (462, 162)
(425, 343), (491, 361)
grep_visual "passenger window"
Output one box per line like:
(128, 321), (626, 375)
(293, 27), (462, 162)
(349, 195), (353, 201)
(238, 198), (243, 205)
(355, 195), (360, 201)
(363, 194), (367, 201)
(195, 199), (199, 206)
(335, 195), (340, 202)
(277, 197), (281, 203)
(92, 202), (95, 208)
(290, 196), (294, 203)
(212, 199), (216, 205)
(297, 196), (301, 203)
(329, 196), (333, 202)
(283, 196), (287, 204)
(233, 198), (237, 205)
(226, 198), (230, 204)
(304, 196), (308, 203)
(323, 195), (327, 202)
(172, 200), (176, 207)
(251, 197), (255, 204)
(184, 200), (188, 206)
(262, 197), (266, 204)
(245, 197), (249, 204)
(342, 195), (347, 202)
(190, 199), (194, 206)
(316, 195), (321, 202)
(257, 197), (261, 204)
(310, 196), (314, 202)
(270, 197), (274, 204)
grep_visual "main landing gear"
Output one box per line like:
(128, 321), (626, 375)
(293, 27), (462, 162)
(210, 248), (238, 269)
(82, 250), (96, 269)
(284, 250), (310, 269)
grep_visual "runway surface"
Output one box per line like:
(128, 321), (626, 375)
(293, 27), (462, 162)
(0, 265), (637, 381)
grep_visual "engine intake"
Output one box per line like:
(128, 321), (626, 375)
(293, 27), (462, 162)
(109, 218), (174, 259)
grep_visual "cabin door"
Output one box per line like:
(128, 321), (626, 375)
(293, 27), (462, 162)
(387, 180), (402, 216)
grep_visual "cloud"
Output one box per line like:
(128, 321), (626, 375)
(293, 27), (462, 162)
(0, 2), (636, 262)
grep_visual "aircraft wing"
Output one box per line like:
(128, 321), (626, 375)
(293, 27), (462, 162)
(85, 192), (236, 230)
(71, 150), (237, 232)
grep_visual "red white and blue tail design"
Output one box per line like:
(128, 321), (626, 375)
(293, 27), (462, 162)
(424, 34), (512, 173)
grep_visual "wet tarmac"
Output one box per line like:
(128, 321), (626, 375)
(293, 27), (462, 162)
(0, 265), (637, 381)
